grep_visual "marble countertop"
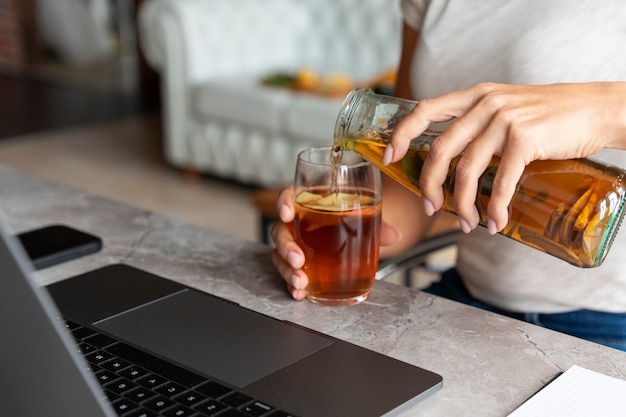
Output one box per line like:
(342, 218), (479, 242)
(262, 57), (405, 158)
(2, 164), (626, 417)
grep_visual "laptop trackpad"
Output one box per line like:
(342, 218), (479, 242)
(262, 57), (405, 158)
(94, 289), (333, 387)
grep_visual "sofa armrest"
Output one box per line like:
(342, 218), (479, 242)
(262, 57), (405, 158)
(138, 0), (310, 82)
(137, 0), (310, 165)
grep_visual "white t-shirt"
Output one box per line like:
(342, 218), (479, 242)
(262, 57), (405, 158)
(401, 0), (626, 313)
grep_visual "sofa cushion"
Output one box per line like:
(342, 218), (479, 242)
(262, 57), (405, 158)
(283, 94), (344, 145)
(194, 79), (346, 146)
(193, 80), (293, 131)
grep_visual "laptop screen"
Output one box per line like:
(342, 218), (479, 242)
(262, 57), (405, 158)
(0, 216), (115, 417)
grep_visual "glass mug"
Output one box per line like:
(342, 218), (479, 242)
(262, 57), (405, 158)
(292, 146), (382, 306)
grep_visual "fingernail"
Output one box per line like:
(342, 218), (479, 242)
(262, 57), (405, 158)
(286, 251), (303, 268)
(382, 144), (394, 166)
(289, 274), (300, 288)
(289, 273), (305, 289)
(459, 218), (472, 234)
(278, 204), (290, 222)
(423, 198), (435, 216)
(393, 228), (403, 243)
(487, 218), (498, 235)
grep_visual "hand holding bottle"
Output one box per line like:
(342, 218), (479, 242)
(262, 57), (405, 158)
(385, 82), (626, 234)
(338, 87), (626, 267)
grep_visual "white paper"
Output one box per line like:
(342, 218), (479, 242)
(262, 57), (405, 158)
(508, 365), (626, 417)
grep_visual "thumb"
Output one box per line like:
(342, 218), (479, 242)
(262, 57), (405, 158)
(380, 221), (402, 247)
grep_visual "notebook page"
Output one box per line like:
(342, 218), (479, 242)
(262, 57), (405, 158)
(508, 365), (626, 417)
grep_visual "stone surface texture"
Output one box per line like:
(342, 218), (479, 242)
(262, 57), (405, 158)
(2, 165), (626, 417)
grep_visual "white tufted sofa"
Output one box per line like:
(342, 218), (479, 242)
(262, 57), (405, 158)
(138, 0), (401, 187)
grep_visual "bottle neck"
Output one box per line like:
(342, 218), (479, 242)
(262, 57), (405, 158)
(334, 88), (368, 140)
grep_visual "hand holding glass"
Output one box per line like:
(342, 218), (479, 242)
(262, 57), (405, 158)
(292, 146), (382, 306)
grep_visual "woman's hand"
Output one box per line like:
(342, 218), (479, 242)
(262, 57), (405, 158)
(270, 186), (308, 300)
(385, 82), (626, 234)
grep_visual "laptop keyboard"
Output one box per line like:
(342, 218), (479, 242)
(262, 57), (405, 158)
(65, 320), (297, 417)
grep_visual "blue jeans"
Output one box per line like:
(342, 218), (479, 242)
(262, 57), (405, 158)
(422, 269), (626, 352)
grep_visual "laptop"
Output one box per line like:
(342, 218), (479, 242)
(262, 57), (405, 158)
(0, 214), (442, 417)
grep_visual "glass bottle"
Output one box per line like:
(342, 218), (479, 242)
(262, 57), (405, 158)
(333, 88), (626, 268)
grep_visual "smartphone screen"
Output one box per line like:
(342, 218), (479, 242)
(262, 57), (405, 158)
(17, 225), (102, 270)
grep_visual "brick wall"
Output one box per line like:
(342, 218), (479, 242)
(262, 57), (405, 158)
(0, 0), (36, 71)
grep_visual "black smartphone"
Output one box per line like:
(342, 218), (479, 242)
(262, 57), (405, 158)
(17, 225), (102, 270)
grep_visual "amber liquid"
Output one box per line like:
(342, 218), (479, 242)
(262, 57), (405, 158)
(293, 186), (382, 305)
(334, 136), (626, 268)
